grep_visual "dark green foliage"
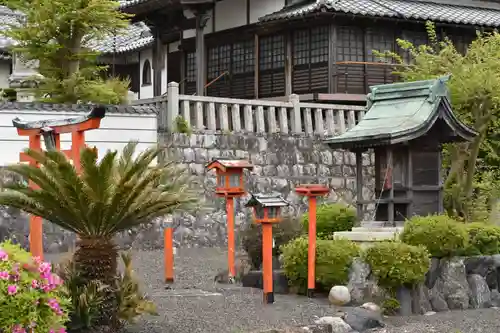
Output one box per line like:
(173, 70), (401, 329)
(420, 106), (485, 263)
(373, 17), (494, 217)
(241, 215), (302, 269)
(400, 215), (468, 258)
(1, 88), (17, 101)
(363, 241), (430, 290)
(461, 223), (500, 256)
(0, 142), (199, 325)
(280, 237), (359, 293)
(301, 203), (356, 239)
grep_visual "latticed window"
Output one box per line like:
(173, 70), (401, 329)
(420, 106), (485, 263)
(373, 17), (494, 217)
(184, 52), (196, 95)
(365, 27), (397, 88)
(206, 39), (255, 98)
(258, 34), (285, 98)
(292, 25), (329, 94)
(335, 26), (365, 94)
(441, 27), (476, 55)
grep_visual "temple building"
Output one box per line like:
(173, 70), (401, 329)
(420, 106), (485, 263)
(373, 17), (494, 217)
(2, 0), (500, 101)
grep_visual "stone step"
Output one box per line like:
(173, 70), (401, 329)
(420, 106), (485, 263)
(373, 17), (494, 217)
(333, 231), (400, 242)
(360, 221), (386, 228)
(351, 227), (404, 233)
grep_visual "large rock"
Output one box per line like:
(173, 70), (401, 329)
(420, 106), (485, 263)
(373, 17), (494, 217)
(425, 257), (441, 289)
(427, 285), (449, 312)
(329, 286), (351, 306)
(411, 284), (432, 315)
(341, 307), (384, 332)
(314, 316), (354, 333)
(468, 274), (491, 308)
(348, 258), (385, 305)
(436, 257), (470, 310)
(491, 289), (500, 307)
(464, 256), (495, 277)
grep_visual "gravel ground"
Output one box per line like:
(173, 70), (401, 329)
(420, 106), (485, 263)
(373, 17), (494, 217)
(47, 248), (500, 333)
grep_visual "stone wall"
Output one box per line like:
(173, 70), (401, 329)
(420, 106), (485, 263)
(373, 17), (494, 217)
(0, 131), (375, 252)
(349, 255), (500, 315)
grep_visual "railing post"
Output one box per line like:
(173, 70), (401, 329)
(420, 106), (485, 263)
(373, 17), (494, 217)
(166, 82), (179, 132)
(289, 94), (302, 134)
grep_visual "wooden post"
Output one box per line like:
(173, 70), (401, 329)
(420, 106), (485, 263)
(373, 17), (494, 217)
(294, 184), (329, 298)
(307, 196), (317, 297)
(28, 135), (43, 259)
(262, 223), (274, 304)
(71, 131), (85, 173)
(164, 227), (174, 283)
(227, 196), (236, 278)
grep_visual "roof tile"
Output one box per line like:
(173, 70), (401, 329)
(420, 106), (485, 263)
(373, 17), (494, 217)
(0, 101), (158, 115)
(260, 0), (500, 27)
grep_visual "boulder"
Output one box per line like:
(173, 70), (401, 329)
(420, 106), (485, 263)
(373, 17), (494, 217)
(424, 257), (441, 289)
(360, 302), (381, 313)
(467, 274), (491, 308)
(491, 289), (500, 307)
(437, 257), (470, 310)
(427, 285), (449, 312)
(410, 284), (432, 315)
(464, 256), (495, 277)
(348, 258), (386, 304)
(341, 307), (385, 332)
(395, 286), (412, 316)
(314, 316), (354, 333)
(329, 286), (351, 306)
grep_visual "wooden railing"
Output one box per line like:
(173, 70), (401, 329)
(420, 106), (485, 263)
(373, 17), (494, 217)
(131, 82), (366, 136)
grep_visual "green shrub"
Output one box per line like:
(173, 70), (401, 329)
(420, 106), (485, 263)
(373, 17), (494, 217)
(382, 298), (401, 315)
(174, 115), (192, 135)
(301, 203), (356, 239)
(462, 223), (500, 256)
(400, 214), (468, 257)
(241, 215), (303, 269)
(363, 241), (430, 291)
(280, 236), (359, 292)
(0, 240), (70, 333)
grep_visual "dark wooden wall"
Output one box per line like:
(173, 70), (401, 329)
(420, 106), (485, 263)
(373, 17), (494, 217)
(180, 18), (477, 98)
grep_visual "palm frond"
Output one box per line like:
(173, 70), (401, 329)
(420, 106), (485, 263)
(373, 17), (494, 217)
(0, 141), (202, 238)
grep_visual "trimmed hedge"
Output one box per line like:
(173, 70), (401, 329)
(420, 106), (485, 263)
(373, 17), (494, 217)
(363, 241), (430, 290)
(400, 214), (468, 258)
(280, 237), (359, 292)
(462, 223), (500, 256)
(301, 203), (356, 239)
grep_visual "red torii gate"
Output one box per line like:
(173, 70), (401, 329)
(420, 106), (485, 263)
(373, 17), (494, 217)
(12, 106), (106, 259)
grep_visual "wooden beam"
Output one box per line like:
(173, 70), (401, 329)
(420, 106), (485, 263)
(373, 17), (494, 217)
(16, 118), (102, 136)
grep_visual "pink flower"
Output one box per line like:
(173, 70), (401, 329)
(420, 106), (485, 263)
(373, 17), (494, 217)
(31, 279), (39, 288)
(11, 324), (25, 333)
(0, 271), (9, 280)
(39, 262), (51, 274)
(0, 249), (8, 261)
(7, 285), (17, 295)
(58, 328), (66, 333)
(32, 256), (41, 264)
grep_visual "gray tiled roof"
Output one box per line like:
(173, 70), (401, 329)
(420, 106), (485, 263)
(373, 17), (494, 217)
(259, 0), (500, 27)
(0, 101), (158, 115)
(0, 6), (153, 54)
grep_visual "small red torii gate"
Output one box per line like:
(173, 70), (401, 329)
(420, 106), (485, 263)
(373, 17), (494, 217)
(12, 106), (106, 259)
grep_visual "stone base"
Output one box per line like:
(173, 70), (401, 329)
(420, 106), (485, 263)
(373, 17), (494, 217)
(334, 221), (403, 248)
(241, 269), (289, 294)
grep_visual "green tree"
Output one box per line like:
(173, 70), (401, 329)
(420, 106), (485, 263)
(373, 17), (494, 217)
(375, 21), (500, 221)
(1, 0), (131, 104)
(0, 142), (200, 324)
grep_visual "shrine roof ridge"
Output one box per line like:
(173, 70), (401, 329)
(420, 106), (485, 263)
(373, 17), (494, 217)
(260, 0), (500, 28)
(245, 192), (290, 208)
(0, 101), (157, 115)
(323, 76), (478, 149)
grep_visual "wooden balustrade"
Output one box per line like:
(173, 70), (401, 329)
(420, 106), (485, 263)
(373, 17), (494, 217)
(131, 82), (366, 136)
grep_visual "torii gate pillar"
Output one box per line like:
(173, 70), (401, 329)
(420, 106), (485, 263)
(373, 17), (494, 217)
(13, 106), (106, 259)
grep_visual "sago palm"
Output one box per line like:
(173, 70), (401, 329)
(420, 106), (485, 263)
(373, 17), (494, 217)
(0, 142), (199, 323)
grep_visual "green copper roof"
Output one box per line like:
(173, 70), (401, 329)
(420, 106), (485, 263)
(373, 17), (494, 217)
(324, 76), (477, 149)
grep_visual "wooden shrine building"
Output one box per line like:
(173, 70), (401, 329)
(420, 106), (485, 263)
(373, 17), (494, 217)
(324, 76), (477, 226)
(113, 0), (500, 101)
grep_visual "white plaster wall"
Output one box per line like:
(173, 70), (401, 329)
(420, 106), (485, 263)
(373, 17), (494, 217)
(215, 0), (247, 32)
(139, 47), (168, 99)
(0, 61), (11, 89)
(0, 110), (157, 166)
(249, 0), (284, 24)
(139, 48), (154, 99)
